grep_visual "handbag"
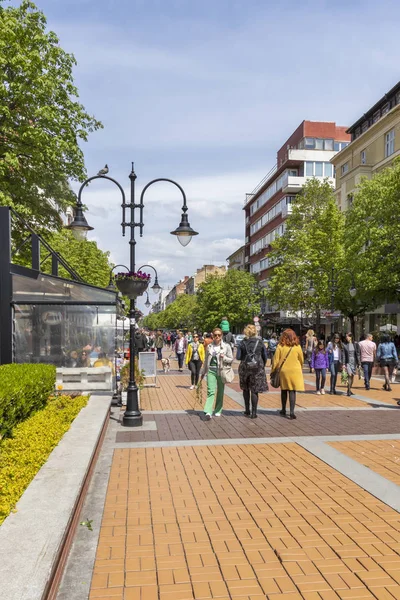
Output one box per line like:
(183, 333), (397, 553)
(220, 365), (234, 384)
(270, 347), (293, 388)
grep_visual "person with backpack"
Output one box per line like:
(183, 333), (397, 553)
(237, 324), (268, 419)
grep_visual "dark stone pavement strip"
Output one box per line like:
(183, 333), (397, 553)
(115, 408), (400, 443)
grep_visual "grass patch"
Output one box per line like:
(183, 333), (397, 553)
(0, 394), (88, 525)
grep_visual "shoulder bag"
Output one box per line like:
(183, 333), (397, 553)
(270, 346), (293, 388)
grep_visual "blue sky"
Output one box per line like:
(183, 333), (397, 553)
(10, 0), (400, 312)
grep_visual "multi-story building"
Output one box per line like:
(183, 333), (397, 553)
(331, 81), (400, 335)
(244, 120), (350, 329)
(165, 276), (189, 307)
(226, 246), (245, 271)
(331, 81), (400, 211)
(152, 289), (170, 313)
(245, 120), (350, 282)
(185, 265), (226, 295)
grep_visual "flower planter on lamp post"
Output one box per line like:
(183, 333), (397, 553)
(67, 164), (198, 427)
(114, 272), (150, 299)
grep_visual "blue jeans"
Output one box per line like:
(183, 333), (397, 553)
(362, 361), (373, 389)
(157, 347), (162, 360)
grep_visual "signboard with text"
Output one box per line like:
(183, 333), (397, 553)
(138, 351), (157, 387)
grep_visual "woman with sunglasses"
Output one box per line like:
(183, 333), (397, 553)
(185, 333), (205, 389)
(77, 350), (91, 368)
(201, 327), (233, 420)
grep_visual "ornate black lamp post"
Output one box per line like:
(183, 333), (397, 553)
(67, 164), (198, 426)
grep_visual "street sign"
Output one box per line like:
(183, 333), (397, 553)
(253, 316), (260, 323)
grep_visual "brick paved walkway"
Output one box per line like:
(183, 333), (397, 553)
(63, 371), (400, 600)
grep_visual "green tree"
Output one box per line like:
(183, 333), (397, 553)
(344, 159), (400, 309)
(0, 1), (102, 231)
(41, 229), (112, 288)
(142, 312), (161, 331)
(266, 178), (372, 332)
(196, 270), (260, 332)
(155, 294), (199, 330)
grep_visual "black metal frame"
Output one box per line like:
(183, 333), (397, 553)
(0, 206), (118, 366)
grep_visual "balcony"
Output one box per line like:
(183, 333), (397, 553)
(282, 175), (334, 193)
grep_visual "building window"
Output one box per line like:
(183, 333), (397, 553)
(315, 139), (324, 150)
(305, 137), (315, 148)
(360, 150), (366, 165)
(324, 139), (334, 151)
(361, 121), (368, 133)
(324, 163), (333, 177)
(315, 162), (323, 176)
(373, 110), (380, 124)
(382, 103), (390, 115)
(341, 163), (349, 175)
(288, 169), (298, 176)
(385, 129), (395, 157)
(305, 162), (314, 176)
(334, 141), (349, 152)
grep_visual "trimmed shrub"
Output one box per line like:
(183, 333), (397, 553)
(0, 394), (88, 525)
(0, 364), (56, 439)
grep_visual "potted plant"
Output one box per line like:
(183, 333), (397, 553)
(114, 271), (150, 299)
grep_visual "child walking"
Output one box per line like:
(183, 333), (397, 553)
(311, 340), (329, 395)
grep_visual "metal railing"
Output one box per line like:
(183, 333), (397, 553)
(244, 163), (278, 206)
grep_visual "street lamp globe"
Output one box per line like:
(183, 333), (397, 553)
(66, 205), (93, 240)
(308, 284), (316, 297)
(170, 213), (198, 246)
(145, 296), (151, 308)
(349, 286), (357, 298)
(151, 278), (161, 294)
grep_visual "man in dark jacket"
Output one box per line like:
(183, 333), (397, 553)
(134, 329), (148, 356)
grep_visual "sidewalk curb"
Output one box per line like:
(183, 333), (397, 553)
(0, 394), (111, 600)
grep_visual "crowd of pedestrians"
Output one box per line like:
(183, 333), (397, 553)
(133, 322), (400, 419)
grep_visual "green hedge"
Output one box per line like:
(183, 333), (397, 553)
(0, 364), (56, 439)
(0, 394), (88, 525)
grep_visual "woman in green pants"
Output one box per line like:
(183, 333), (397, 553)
(201, 327), (233, 420)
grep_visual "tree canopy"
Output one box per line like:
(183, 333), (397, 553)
(196, 270), (259, 332)
(0, 0), (102, 231)
(344, 158), (400, 306)
(41, 229), (112, 288)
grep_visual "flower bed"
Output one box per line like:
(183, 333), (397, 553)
(0, 394), (88, 525)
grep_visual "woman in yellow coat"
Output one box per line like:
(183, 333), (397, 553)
(185, 334), (205, 389)
(272, 328), (304, 419)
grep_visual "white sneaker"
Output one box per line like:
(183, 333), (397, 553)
(214, 412), (222, 417)
(316, 390), (321, 395)
(204, 413), (212, 421)
(392, 376), (396, 383)
(321, 389), (325, 395)
(190, 385), (194, 390)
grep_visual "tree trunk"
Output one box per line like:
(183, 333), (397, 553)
(349, 314), (356, 337)
(315, 307), (321, 335)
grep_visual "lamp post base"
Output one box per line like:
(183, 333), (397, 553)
(122, 410), (143, 427)
(122, 387), (143, 426)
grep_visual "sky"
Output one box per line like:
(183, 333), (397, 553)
(10, 0), (400, 312)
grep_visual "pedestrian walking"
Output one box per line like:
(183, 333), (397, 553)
(237, 324), (268, 419)
(155, 330), (164, 361)
(77, 350), (91, 368)
(201, 327), (233, 420)
(326, 333), (343, 394)
(358, 333), (376, 390)
(377, 334), (398, 391)
(272, 328), (304, 419)
(342, 332), (360, 396)
(305, 329), (317, 373)
(174, 331), (187, 372)
(203, 332), (213, 350)
(185, 333), (205, 389)
(267, 333), (277, 366)
(311, 340), (329, 395)
(134, 328), (148, 356)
